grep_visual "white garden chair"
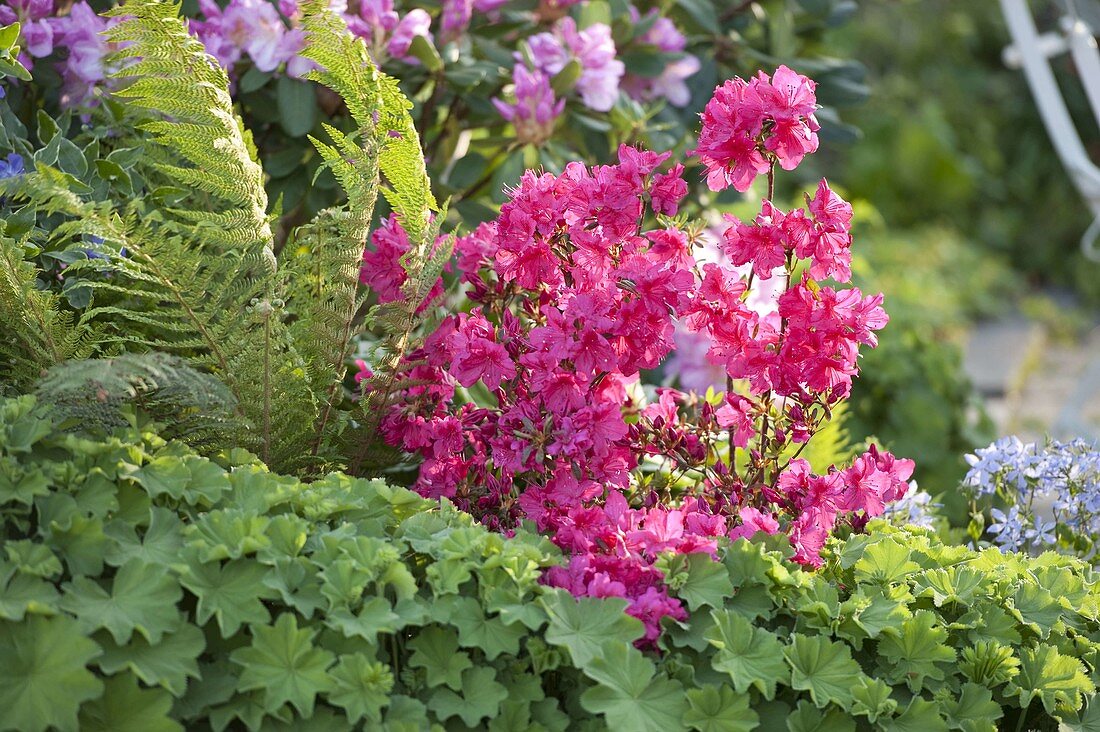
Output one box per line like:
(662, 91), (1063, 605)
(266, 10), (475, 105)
(1001, 0), (1100, 260)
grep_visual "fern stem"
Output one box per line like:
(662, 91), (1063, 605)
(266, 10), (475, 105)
(263, 306), (272, 465)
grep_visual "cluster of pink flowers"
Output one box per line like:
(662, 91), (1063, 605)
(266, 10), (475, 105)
(621, 8), (700, 108)
(693, 65), (821, 192)
(367, 67), (912, 641)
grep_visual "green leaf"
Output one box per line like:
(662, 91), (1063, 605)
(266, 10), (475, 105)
(0, 614), (104, 732)
(407, 35), (442, 72)
(130, 456), (191, 500)
(706, 609), (788, 699)
(180, 556), (275, 637)
(784, 633), (863, 710)
(914, 565), (985, 607)
(0, 460), (50, 506)
(95, 623), (205, 696)
(579, 642), (688, 732)
(326, 596), (400, 642)
(104, 507), (184, 568)
(540, 589), (644, 666)
(0, 571), (59, 621)
(231, 613), (335, 716)
(427, 667), (508, 727)
(1010, 583), (1063, 637)
(682, 685), (758, 732)
(959, 640), (1020, 688)
(407, 626), (472, 690)
(1060, 695), (1100, 732)
(447, 596), (526, 659)
(328, 653), (393, 725)
(5, 541), (62, 578)
(61, 559), (182, 644)
(882, 698), (948, 732)
(785, 699), (855, 732)
(876, 610), (956, 692)
(939, 682), (1003, 732)
(853, 538), (920, 585)
(676, 553), (735, 611)
(1007, 643), (1095, 715)
(277, 76), (319, 138)
(77, 673), (180, 732)
(850, 676), (897, 723)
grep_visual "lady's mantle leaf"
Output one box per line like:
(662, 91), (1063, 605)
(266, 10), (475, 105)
(705, 609), (788, 699)
(0, 614), (104, 732)
(179, 556), (275, 637)
(60, 558), (182, 643)
(786, 699), (855, 732)
(539, 589), (644, 666)
(230, 613), (336, 716)
(876, 610), (956, 692)
(1006, 644), (1095, 715)
(579, 642), (688, 732)
(77, 672), (180, 732)
(407, 626), (472, 689)
(95, 623), (205, 696)
(682, 684), (758, 732)
(938, 682), (1003, 732)
(784, 633), (864, 710)
(853, 539), (919, 586)
(328, 653), (393, 725)
(427, 667), (508, 727)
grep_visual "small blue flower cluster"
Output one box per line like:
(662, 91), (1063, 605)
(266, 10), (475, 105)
(0, 152), (23, 180)
(964, 436), (1100, 554)
(883, 488), (939, 529)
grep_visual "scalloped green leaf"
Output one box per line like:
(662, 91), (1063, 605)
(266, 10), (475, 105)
(705, 608), (788, 700)
(230, 613), (335, 716)
(1007, 643), (1095, 715)
(540, 589), (644, 666)
(407, 626), (472, 690)
(328, 652), (393, 725)
(77, 672), (180, 732)
(61, 558), (182, 644)
(428, 667), (508, 727)
(682, 684), (758, 732)
(95, 622), (205, 696)
(784, 633), (863, 710)
(876, 610), (956, 692)
(579, 642), (688, 732)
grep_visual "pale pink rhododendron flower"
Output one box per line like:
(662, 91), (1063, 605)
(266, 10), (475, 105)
(492, 65), (565, 145)
(621, 8), (700, 107)
(525, 18), (623, 113)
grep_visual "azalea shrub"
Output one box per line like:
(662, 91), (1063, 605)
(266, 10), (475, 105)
(3, 396), (1100, 732)
(374, 63), (917, 640)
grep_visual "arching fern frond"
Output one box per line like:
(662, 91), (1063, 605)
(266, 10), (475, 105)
(34, 352), (243, 450)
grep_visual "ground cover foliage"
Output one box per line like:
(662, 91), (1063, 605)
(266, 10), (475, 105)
(5, 396), (1100, 731)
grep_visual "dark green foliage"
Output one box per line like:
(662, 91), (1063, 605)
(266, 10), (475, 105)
(3, 394), (1100, 731)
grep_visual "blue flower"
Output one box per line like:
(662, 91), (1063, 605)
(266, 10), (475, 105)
(0, 152), (24, 180)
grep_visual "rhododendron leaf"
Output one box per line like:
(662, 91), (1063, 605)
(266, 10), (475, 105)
(61, 558), (182, 644)
(427, 667), (508, 727)
(230, 613), (336, 716)
(676, 553), (735, 611)
(882, 698), (947, 732)
(179, 556), (274, 637)
(705, 609), (788, 700)
(0, 569), (59, 620)
(850, 677), (897, 723)
(95, 623), (205, 696)
(407, 626), (472, 690)
(1007, 644), (1095, 715)
(1009, 583), (1062, 638)
(0, 614), (103, 732)
(784, 633), (863, 709)
(104, 507), (185, 568)
(540, 589), (644, 666)
(77, 673), (180, 732)
(328, 653), (393, 725)
(853, 539), (919, 586)
(579, 642), (688, 732)
(939, 682), (1003, 732)
(682, 684), (758, 732)
(785, 699), (855, 732)
(325, 597), (400, 642)
(876, 610), (956, 692)
(913, 565), (985, 607)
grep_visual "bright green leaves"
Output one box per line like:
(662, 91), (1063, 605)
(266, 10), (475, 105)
(61, 559), (182, 644)
(327, 653), (393, 725)
(959, 641), (1020, 688)
(1007, 644), (1095, 714)
(428, 667), (509, 726)
(408, 626), (472, 689)
(682, 685), (758, 732)
(0, 615), (104, 732)
(850, 677), (897, 723)
(939, 682), (1003, 732)
(784, 634), (864, 710)
(876, 610), (956, 692)
(579, 642), (688, 732)
(540, 589), (645, 666)
(853, 538), (920, 586)
(658, 552), (735, 611)
(230, 613), (335, 716)
(706, 608), (788, 699)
